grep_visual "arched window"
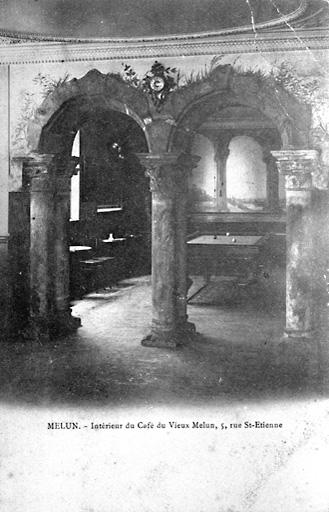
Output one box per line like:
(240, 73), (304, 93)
(188, 134), (216, 211)
(226, 136), (266, 212)
(70, 130), (80, 221)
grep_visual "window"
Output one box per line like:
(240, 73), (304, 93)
(70, 130), (80, 221)
(226, 136), (266, 212)
(188, 134), (217, 211)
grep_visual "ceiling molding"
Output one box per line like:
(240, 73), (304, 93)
(0, 29), (328, 66)
(0, 0), (308, 43)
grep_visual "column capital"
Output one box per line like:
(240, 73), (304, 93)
(52, 156), (79, 177)
(215, 144), (230, 162)
(215, 131), (233, 156)
(23, 152), (54, 171)
(137, 152), (179, 197)
(205, 130), (232, 156)
(271, 149), (319, 190)
(23, 153), (55, 185)
(271, 150), (319, 174)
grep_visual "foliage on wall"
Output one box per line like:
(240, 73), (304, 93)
(121, 61), (179, 110)
(181, 55), (225, 86)
(179, 55), (329, 151)
(32, 72), (70, 99)
(13, 91), (38, 152)
(270, 61), (329, 148)
(212, 56), (329, 186)
(13, 72), (71, 153)
(12, 60), (329, 190)
(121, 56), (226, 92)
(270, 61), (329, 187)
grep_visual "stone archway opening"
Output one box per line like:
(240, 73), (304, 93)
(167, 71), (318, 342)
(22, 93), (151, 341)
(171, 98), (285, 315)
(16, 65), (319, 347)
(171, 96), (284, 214)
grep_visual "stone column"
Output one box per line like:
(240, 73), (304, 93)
(53, 166), (81, 333)
(25, 154), (56, 341)
(137, 153), (179, 348)
(0, 66), (9, 339)
(0, 66), (9, 241)
(271, 149), (318, 339)
(264, 149), (280, 211)
(175, 153), (200, 339)
(215, 142), (230, 211)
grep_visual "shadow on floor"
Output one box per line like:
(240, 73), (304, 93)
(1, 276), (328, 408)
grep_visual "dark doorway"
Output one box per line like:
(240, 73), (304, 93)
(68, 108), (151, 298)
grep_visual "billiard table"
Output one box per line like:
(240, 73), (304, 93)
(187, 234), (268, 284)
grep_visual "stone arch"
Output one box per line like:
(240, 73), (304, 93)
(36, 95), (150, 178)
(27, 69), (152, 156)
(20, 69), (154, 340)
(166, 65), (311, 152)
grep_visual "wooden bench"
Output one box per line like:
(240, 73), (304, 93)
(79, 256), (117, 294)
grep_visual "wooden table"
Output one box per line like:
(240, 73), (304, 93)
(101, 238), (126, 243)
(187, 234), (267, 284)
(69, 245), (92, 253)
(100, 238), (127, 279)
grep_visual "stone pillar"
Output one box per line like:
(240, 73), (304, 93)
(215, 142), (230, 210)
(24, 155), (81, 341)
(53, 167), (81, 333)
(0, 66), (9, 339)
(175, 154), (200, 338)
(0, 66), (9, 240)
(272, 149), (318, 339)
(137, 153), (179, 348)
(25, 154), (56, 341)
(264, 149), (280, 211)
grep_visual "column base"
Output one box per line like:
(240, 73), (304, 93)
(141, 330), (179, 349)
(177, 320), (198, 343)
(28, 316), (52, 344)
(142, 321), (198, 348)
(27, 312), (81, 343)
(54, 312), (82, 336)
(275, 330), (320, 386)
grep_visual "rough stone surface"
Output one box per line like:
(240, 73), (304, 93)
(272, 150), (319, 338)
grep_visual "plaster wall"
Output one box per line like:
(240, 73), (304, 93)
(189, 134), (216, 209)
(7, 48), (329, 165)
(227, 136), (266, 210)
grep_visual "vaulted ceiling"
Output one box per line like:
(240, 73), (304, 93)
(0, 0), (326, 41)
